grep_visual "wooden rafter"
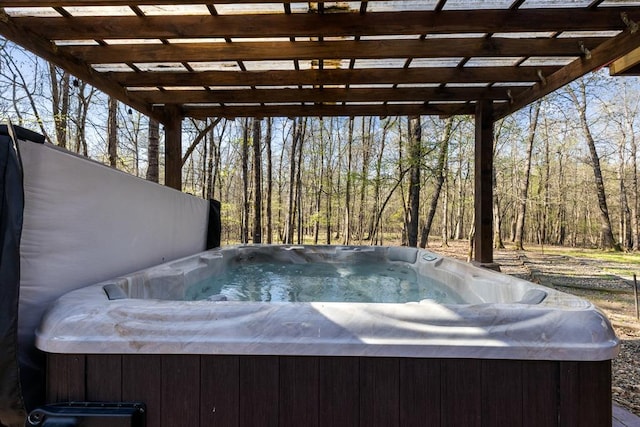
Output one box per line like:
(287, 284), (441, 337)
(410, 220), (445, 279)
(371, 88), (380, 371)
(0, 8), (165, 122)
(495, 25), (640, 119)
(62, 38), (605, 64)
(17, 9), (640, 40)
(132, 87), (520, 104)
(184, 103), (478, 119)
(1, 2), (639, 121)
(108, 66), (560, 87)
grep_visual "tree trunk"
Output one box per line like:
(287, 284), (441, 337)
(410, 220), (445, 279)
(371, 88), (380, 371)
(49, 64), (70, 148)
(285, 119), (298, 244)
(74, 81), (93, 157)
(295, 119), (307, 244)
(514, 101), (541, 250)
(358, 117), (373, 243)
(107, 97), (118, 168)
(266, 118), (273, 244)
(314, 121), (324, 245)
(441, 171), (449, 247)
(454, 144), (468, 240)
(241, 118), (250, 244)
(407, 116), (421, 247)
(253, 119), (263, 244)
(369, 118), (391, 244)
(420, 117), (453, 248)
(343, 118), (354, 245)
(567, 81), (619, 250)
(146, 118), (160, 182)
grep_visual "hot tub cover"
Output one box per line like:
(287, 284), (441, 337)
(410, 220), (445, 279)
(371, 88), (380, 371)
(0, 123), (221, 426)
(0, 125), (36, 426)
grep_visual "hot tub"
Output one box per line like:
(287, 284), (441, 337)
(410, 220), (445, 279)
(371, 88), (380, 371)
(37, 245), (619, 427)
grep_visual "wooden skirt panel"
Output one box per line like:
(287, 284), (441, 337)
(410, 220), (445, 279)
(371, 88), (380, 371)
(46, 354), (611, 427)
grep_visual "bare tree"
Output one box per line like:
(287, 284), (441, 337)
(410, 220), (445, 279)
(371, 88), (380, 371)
(265, 118), (273, 243)
(241, 118), (250, 244)
(514, 101), (541, 250)
(107, 97), (118, 168)
(253, 119), (263, 243)
(407, 116), (421, 247)
(343, 118), (354, 245)
(420, 117), (454, 248)
(566, 79), (619, 250)
(146, 118), (159, 182)
(49, 64), (70, 148)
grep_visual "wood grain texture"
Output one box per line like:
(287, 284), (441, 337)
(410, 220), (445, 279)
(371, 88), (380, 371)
(318, 357), (359, 427)
(522, 361), (559, 427)
(279, 356), (318, 427)
(86, 354), (122, 401)
(399, 358), (441, 427)
(441, 359), (482, 427)
(121, 355), (162, 427)
(44, 354), (612, 427)
(200, 355), (240, 427)
(482, 359), (523, 427)
(239, 356), (279, 427)
(160, 355), (200, 426)
(46, 354), (86, 402)
(359, 357), (399, 427)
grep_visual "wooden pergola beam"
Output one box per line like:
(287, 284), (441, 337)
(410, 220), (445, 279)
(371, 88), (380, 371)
(19, 9), (640, 40)
(63, 38), (606, 64)
(495, 25), (640, 119)
(163, 105), (182, 190)
(474, 100), (494, 266)
(110, 66), (560, 87)
(3, 0), (407, 4)
(0, 9), (164, 123)
(183, 103), (477, 119)
(133, 87), (519, 104)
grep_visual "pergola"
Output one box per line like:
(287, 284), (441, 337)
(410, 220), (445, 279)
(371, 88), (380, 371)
(2, 0), (640, 265)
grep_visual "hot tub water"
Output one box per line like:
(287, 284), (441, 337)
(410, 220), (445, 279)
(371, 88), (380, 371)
(185, 261), (463, 303)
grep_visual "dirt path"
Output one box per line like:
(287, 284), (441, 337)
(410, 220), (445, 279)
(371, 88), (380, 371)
(429, 241), (640, 417)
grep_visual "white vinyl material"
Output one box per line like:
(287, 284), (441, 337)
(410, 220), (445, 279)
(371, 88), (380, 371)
(18, 140), (209, 359)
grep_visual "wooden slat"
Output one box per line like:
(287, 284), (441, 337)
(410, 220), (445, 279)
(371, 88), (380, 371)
(46, 354), (86, 403)
(482, 360), (523, 427)
(21, 9), (640, 40)
(523, 361), (559, 427)
(86, 354), (122, 401)
(62, 38), (605, 64)
(610, 46), (640, 75)
(200, 355), (240, 427)
(239, 356), (279, 427)
(559, 361), (612, 427)
(359, 357), (399, 427)
(318, 357), (359, 427)
(279, 357), (319, 427)
(441, 359), (481, 427)
(399, 358), (441, 427)
(161, 355), (200, 426)
(122, 355), (162, 427)
(0, 0), (493, 4)
(495, 26), (640, 119)
(133, 87), (517, 104)
(183, 103), (478, 118)
(110, 66), (559, 87)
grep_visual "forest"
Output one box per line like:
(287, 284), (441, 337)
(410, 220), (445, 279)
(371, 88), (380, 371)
(2, 38), (640, 252)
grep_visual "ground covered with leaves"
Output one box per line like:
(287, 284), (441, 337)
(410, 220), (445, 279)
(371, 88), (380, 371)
(430, 240), (640, 417)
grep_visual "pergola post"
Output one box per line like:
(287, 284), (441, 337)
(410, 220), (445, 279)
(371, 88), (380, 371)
(474, 100), (498, 268)
(163, 105), (182, 191)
